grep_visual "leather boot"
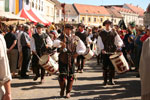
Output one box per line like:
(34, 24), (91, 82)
(58, 79), (66, 97)
(66, 80), (74, 98)
(103, 70), (108, 85)
(108, 70), (115, 85)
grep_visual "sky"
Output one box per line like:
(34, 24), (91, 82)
(58, 0), (149, 10)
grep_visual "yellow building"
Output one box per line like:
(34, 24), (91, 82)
(74, 3), (111, 26)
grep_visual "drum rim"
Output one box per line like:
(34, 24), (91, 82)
(109, 52), (122, 60)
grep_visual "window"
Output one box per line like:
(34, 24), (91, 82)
(32, 2), (34, 8)
(114, 19), (116, 23)
(36, 3), (38, 9)
(94, 18), (96, 22)
(82, 17), (85, 21)
(41, 1), (43, 11)
(88, 17), (91, 22)
(39, 5), (40, 10)
(100, 18), (103, 22)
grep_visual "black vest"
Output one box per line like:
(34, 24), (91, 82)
(100, 30), (117, 52)
(32, 33), (48, 56)
(75, 31), (87, 45)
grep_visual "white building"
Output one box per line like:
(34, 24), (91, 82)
(0, 0), (4, 11)
(113, 7), (139, 26)
(23, 0), (55, 22)
(123, 4), (145, 26)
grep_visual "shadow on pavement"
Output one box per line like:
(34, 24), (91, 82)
(72, 79), (141, 100)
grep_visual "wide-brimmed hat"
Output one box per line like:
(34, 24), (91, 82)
(78, 23), (85, 28)
(36, 23), (44, 28)
(103, 20), (112, 26)
(64, 24), (73, 29)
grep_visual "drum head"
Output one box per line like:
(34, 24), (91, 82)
(39, 55), (49, 65)
(110, 52), (122, 59)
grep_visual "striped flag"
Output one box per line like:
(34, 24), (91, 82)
(5, 0), (9, 12)
(15, 0), (19, 14)
(19, 0), (23, 11)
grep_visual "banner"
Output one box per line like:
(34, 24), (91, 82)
(15, 0), (19, 14)
(19, 0), (23, 11)
(5, 0), (9, 12)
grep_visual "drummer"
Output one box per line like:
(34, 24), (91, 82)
(97, 20), (123, 85)
(53, 24), (86, 98)
(30, 23), (53, 84)
(75, 23), (88, 73)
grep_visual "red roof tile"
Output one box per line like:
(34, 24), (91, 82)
(124, 4), (145, 16)
(74, 3), (110, 16)
(113, 6), (135, 14)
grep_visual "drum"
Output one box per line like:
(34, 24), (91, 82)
(39, 55), (58, 74)
(84, 48), (94, 59)
(109, 52), (129, 74)
(51, 52), (59, 62)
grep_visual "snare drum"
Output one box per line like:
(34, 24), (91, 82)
(39, 55), (58, 74)
(109, 52), (129, 74)
(84, 48), (94, 59)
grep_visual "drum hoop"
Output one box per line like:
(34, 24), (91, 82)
(109, 53), (122, 60)
(40, 55), (50, 66)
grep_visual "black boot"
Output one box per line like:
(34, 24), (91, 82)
(58, 79), (66, 97)
(108, 70), (115, 85)
(103, 70), (108, 85)
(66, 80), (74, 98)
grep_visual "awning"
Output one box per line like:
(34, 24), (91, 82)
(19, 9), (37, 23)
(19, 8), (51, 25)
(0, 10), (25, 20)
(27, 9), (49, 25)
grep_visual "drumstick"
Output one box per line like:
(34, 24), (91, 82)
(35, 52), (43, 61)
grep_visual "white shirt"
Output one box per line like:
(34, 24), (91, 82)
(17, 31), (23, 52)
(53, 34), (86, 55)
(0, 34), (12, 99)
(97, 29), (123, 51)
(30, 33), (53, 52)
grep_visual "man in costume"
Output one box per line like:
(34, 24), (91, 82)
(75, 23), (88, 73)
(54, 24), (86, 98)
(97, 20), (123, 85)
(30, 23), (53, 83)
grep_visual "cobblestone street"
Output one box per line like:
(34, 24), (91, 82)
(11, 58), (141, 100)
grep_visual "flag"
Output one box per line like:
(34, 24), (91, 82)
(19, 0), (23, 11)
(10, 0), (15, 13)
(5, 0), (9, 12)
(15, 0), (19, 14)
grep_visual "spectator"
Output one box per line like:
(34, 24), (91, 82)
(4, 25), (18, 78)
(20, 25), (31, 78)
(0, 33), (12, 100)
(134, 26), (145, 72)
(140, 26), (150, 42)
